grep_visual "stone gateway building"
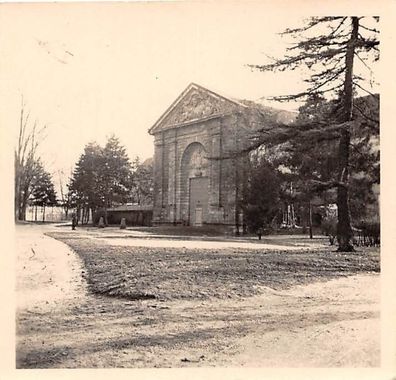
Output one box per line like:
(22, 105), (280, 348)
(148, 83), (294, 230)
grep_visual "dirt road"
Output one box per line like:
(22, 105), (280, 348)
(15, 223), (87, 311)
(15, 224), (380, 368)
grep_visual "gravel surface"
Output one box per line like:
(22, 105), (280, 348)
(46, 231), (379, 301)
(16, 224), (380, 368)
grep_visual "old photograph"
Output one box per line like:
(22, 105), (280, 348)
(0, 1), (391, 375)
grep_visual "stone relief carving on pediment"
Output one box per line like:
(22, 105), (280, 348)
(161, 87), (237, 128)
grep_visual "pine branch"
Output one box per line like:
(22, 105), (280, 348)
(354, 51), (373, 73)
(353, 103), (379, 125)
(309, 179), (347, 191)
(304, 65), (346, 84)
(356, 37), (380, 50)
(354, 81), (378, 98)
(281, 17), (344, 35)
(349, 141), (374, 159)
(359, 23), (379, 34)
(287, 35), (349, 52)
(329, 17), (348, 37)
(225, 120), (350, 159)
(269, 82), (344, 102)
(249, 47), (345, 72)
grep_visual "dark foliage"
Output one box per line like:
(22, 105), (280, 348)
(248, 17), (379, 251)
(243, 161), (282, 233)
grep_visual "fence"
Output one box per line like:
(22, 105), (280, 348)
(25, 206), (69, 222)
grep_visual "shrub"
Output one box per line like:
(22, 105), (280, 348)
(354, 221), (380, 246)
(321, 215), (337, 245)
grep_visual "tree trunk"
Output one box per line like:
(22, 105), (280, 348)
(20, 181), (32, 221)
(19, 189), (27, 221)
(20, 203), (27, 221)
(15, 173), (21, 221)
(104, 199), (108, 226)
(64, 194), (70, 219)
(301, 204), (307, 234)
(336, 17), (358, 252)
(308, 201), (313, 239)
(85, 207), (90, 224)
(42, 205), (46, 223)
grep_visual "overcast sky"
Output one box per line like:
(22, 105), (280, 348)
(0, 3), (380, 189)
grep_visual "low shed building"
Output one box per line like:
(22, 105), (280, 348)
(94, 205), (153, 226)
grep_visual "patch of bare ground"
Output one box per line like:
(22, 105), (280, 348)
(16, 226), (380, 368)
(46, 232), (379, 301)
(16, 274), (379, 368)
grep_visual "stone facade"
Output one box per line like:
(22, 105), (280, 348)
(148, 83), (262, 228)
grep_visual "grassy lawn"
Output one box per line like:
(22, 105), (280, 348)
(119, 225), (324, 239)
(47, 232), (380, 301)
(54, 223), (331, 247)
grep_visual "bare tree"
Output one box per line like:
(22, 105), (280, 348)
(57, 169), (74, 219)
(14, 98), (46, 221)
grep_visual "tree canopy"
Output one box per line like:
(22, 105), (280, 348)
(29, 161), (57, 221)
(248, 16), (379, 251)
(69, 142), (103, 218)
(130, 157), (154, 206)
(68, 135), (137, 224)
(243, 160), (281, 233)
(100, 135), (133, 209)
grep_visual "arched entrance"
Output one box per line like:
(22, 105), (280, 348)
(180, 142), (209, 226)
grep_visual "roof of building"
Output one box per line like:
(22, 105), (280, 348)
(107, 204), (153, 212)
(149, 82), (297, 135)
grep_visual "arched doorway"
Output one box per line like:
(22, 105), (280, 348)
(180, 142), (209, 226)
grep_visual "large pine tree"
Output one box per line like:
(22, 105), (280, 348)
(249, 16), (379, 251)
(30, 161), (57, 222)
(99, 135), (133, 219)
(69, 142), (103, 223)
(69, 136), (133, 225)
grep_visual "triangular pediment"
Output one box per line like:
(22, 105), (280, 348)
(149, 83), (245, 134)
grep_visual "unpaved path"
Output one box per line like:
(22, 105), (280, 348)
(95, 236), (318, 250)
(58, 225), (328, 249)
(15, 223), (87, 311)
(15, 224), (380, 368)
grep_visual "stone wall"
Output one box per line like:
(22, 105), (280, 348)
(152, 112), (249, 228)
